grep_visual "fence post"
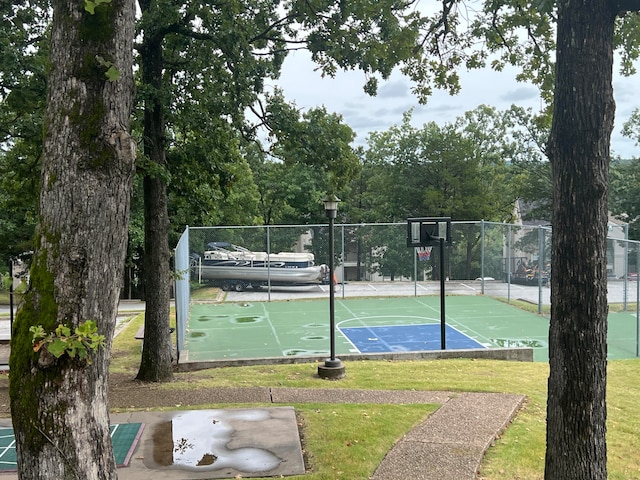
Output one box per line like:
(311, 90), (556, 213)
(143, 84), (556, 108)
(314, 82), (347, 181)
(481, 220), (485, 294)
(267, 225), (271, 302)
(507, 224), (512, 303)
(627, 241), (640, 357)
(624, 224), (629, 311)
(340, 224), (345, 299)
(538, 226), (543, 314)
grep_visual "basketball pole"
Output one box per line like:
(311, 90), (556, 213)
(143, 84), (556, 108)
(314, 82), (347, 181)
(439, 237), (446, 350)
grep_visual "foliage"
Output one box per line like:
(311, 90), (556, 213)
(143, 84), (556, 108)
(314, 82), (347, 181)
(361, 108), (519, 223)
(0, 0), (48, 261)
(84, 0), (112, 15)
(610, 158), (640, 239)
(0, 272), (10, 291)
(266, 93), (361, 196)
(30, 321), (106, 364)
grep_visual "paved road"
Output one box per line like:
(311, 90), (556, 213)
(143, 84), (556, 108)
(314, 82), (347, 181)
(221, 279), (639, 307)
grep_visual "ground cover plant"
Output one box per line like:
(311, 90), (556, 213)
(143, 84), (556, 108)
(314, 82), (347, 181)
(108, 313), (640, 479)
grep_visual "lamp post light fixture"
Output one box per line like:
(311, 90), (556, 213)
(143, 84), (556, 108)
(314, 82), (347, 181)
(318, 195), (346, 379)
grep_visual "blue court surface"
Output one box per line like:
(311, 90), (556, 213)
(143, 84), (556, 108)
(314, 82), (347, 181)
(341, 324), (484, 353)
(0, 423), (145, 471)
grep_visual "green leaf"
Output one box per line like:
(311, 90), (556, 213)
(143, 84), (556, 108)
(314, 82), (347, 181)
(76, 320), (97, 336)
(84, 0), (112, 14)
(29, 325), (46, 342)
(47, 339), (68, 358)
(105, 65), (120, 82)
(55, 324), (71, 337)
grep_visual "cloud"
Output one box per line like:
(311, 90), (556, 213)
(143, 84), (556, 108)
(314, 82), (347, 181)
(272, 49), (639, 158)
(501, 86), (540, 102)
(378, 80), (410, 99)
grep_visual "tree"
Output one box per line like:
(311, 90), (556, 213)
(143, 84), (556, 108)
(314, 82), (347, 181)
(8, 0), (136, 478)
(259, 94), (361, 222)
(545, 3), (640, 478)
(0, 0), (48, 261)
(359, 109), (519, 279)
(506, 106), (554, 221)
(132, 0), (441, 381)
(610, 158), (640, 238)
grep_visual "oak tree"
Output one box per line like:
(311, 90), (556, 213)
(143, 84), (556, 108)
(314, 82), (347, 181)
(8, 0), (136, 477)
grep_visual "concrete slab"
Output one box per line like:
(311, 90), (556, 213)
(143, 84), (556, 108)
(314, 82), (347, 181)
(0, 408), (305, 480)
(127, 408), (305, 479)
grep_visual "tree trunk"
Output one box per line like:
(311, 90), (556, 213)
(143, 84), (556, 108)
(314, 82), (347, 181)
(9, 0), (135, 478)
(545, 1), (616, 478)
(135, 14), (174, 382)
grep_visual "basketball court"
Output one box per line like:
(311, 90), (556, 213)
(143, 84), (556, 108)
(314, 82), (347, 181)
(0, 423), (144, 472)
(176, 217), (640, 365)
(182, 295), (550, 362)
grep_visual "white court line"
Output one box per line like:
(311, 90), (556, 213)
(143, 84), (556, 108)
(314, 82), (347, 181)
(366, 284), (378, 291)
(333, 301), (361, 352)
(459, 283), (477, 291)
(262, 303), (285, 354)
(0, 438), (15, 463)
(414, 298), (495, 346)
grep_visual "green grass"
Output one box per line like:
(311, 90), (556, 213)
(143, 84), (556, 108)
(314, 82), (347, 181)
(189, 284), (222, 301)
(110, 319), (640, 479)
(296, 403), (436, 479)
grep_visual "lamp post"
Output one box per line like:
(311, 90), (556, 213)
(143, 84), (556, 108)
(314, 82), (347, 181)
(318, 195), (346, 379)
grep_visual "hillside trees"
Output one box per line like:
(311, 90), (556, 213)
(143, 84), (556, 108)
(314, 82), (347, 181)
(610, 158), (640, 239)
(359, 108), (519, 280)
(8, 0), (136, 478)
(610, 111), (640, 238)
(256, 94), (361, 224)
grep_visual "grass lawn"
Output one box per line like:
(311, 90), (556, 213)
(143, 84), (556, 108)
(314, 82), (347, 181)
(113, 313), (640, 479)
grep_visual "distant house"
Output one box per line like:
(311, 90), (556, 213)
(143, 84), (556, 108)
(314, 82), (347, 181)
(11, 255), (30, 290)
(509, 199), (629, 279)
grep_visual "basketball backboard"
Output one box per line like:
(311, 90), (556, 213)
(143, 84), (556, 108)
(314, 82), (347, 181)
(406, 217), (452, 247)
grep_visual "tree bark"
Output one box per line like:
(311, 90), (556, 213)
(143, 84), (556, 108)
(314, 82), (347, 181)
(545, 1), (616, 478)
(135, 9), (174, 382)
(9, 0), (136, 478)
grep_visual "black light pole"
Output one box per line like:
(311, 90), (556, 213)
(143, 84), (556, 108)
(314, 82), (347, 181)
(318, 195), (346, 379)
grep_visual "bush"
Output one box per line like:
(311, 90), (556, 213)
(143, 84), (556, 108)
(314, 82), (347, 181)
(0, 272), (10, 292)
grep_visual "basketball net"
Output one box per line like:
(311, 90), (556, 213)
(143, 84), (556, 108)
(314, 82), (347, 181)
(416, 246), (433, 261)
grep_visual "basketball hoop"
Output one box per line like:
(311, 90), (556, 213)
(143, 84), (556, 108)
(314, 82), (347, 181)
(416, 246), (433, 261)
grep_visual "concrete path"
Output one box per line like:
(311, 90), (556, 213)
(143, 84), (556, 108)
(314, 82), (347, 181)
(370, 392), (525, 480)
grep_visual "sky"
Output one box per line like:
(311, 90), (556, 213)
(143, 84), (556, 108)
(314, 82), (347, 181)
(271, 50), (640, 159)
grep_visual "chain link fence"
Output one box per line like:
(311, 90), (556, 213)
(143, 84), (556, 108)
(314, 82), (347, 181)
(184, 221), (565, 284)
(174, 221), (640, 359)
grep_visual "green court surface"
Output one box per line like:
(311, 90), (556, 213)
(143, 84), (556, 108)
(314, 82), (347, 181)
(0, 423), (144, 471)
(184, 296), (640, 363)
